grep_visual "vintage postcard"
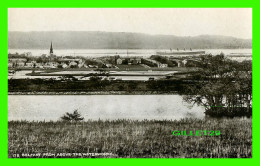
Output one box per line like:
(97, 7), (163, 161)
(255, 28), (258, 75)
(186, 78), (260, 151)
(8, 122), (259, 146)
(8, 8), (252, 158)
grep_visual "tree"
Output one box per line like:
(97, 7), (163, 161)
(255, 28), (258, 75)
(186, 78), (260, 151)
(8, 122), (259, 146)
(183, 54), (252, 117)
(60, 109), (84, 122)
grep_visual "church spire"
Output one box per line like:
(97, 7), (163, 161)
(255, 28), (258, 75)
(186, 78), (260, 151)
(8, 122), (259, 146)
(50, 41), (53, 54)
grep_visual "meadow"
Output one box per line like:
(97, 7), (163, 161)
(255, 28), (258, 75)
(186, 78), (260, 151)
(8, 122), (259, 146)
(8, 118), (252, 158)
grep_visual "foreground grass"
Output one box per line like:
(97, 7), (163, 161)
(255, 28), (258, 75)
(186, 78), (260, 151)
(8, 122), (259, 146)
(8, 118), (252, 158)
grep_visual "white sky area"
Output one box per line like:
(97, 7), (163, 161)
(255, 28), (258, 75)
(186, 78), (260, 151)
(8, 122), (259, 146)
(8, 8), (252, 39)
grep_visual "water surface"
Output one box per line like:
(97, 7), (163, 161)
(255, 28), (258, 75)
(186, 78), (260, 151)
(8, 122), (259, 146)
(8, 95), (205, 121)
(8, 48), (252, 57)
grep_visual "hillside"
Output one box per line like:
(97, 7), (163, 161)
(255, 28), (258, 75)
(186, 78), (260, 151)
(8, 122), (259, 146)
(8, 31), (252, 49)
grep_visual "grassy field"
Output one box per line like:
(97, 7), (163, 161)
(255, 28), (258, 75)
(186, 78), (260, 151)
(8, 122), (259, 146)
(8, 118), (252, 158)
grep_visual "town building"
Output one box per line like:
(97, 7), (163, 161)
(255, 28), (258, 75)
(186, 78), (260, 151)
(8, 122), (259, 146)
(16, 62), (25, 67)
(8, 63), (13, 68)
(24, 62), (34, 68)
(62, 64), (68, 68)
(8, 58), (27, 63)
(158, 63), (168, 68)
(116, 58), (123, 65)
(69, 61), (78, 68)
(106, 64), (113, 68)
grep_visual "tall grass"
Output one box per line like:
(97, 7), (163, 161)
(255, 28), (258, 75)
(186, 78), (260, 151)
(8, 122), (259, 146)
(8, 118), (252, 158)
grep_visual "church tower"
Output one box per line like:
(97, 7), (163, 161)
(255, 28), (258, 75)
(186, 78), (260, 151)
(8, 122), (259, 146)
(50, 41), (53, 54)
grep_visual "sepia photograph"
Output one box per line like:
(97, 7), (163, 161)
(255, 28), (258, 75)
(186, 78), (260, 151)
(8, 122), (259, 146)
(8, 8), (252, 158)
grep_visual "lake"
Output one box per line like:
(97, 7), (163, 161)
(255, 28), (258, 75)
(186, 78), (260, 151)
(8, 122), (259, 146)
(8, 95), (205, 121)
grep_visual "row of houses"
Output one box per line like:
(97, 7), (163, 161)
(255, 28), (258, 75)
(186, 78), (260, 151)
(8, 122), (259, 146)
(8, 58), (99, 69)
(8, 56), (202, 69)
(116, 58), (142, 65)
(115, 56), (202, 68)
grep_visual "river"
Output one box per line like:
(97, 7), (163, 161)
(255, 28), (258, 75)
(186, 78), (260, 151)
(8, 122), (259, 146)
(8, 95), (205, 121)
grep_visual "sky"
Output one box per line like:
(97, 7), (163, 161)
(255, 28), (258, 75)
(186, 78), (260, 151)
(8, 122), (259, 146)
(8, 8), (252, 39)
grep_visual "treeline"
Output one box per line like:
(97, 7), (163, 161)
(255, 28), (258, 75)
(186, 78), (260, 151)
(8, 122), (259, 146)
(8, 78), (193, 93)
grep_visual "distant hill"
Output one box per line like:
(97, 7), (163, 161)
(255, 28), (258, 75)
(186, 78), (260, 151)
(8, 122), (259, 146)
(8, 31), (252, 49)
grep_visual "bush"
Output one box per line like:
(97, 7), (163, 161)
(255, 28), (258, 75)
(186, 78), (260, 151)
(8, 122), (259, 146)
(205, 107), (252, 118)
(60, 109), (84, 122)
